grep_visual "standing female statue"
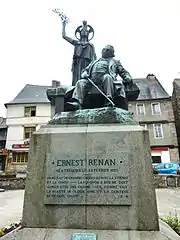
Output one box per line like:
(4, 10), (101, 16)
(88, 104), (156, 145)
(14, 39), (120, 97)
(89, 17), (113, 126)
(62, 20), (96, 85)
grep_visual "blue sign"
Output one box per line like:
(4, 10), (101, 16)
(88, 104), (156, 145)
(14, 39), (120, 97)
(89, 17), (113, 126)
(72, 233), (97, 240)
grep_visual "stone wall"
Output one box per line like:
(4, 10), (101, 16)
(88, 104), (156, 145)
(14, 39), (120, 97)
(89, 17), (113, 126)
(172, 79), (180, 156)
(0, 178), (26, 190)
(169, 148), (179, 162)
(129, 98), (179, 162)
(6, 163), (27, 173)
(154, 174), (180, 188)
(129, 99), (178, 145)
(129, 99), (175, 123)
(169, 122), (179, 147)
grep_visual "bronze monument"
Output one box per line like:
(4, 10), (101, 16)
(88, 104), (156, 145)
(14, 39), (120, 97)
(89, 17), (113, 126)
(48, 11), (139, 113)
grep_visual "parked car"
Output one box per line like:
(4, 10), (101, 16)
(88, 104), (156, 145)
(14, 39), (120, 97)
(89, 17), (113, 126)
(154, 163), (180, 174)
(152, 163), (159, 169)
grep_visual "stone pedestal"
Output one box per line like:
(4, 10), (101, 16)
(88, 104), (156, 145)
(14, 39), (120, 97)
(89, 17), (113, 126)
(3, 108), (179, 239)
(22, 123), (159, 231)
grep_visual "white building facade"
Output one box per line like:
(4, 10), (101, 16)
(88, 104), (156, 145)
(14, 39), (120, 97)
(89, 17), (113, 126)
(6, 103), (51, 149)
(5, 84), (52, 172)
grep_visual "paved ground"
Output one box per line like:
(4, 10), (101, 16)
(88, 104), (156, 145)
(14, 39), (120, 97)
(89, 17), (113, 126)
(156, 188), (180, 218)
(0, 190), (24, 227)
(0, 189), (180, 228)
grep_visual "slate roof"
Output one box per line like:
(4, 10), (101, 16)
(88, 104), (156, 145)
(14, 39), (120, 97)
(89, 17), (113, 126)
(5, 84), (51, 106)
(5, 75), (169, 107)
(133, 75), (170, 100)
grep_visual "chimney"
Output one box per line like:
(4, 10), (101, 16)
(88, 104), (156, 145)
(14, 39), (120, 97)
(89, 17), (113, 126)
(146, 74), (157, 80)
(52, 80), (60, 88)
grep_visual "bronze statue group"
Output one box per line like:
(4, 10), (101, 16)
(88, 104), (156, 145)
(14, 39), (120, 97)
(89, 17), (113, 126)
(53, 10), (139, 111)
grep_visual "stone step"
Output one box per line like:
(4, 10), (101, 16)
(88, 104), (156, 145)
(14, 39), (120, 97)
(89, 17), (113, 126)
(1, 221), (180, 240)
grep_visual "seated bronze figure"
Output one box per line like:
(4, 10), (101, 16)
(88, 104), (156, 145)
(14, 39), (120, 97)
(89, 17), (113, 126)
(65, 45), (139, 111)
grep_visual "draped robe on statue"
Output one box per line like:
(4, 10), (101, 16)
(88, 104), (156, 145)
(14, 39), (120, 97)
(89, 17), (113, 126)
(71, 40), (96, 86)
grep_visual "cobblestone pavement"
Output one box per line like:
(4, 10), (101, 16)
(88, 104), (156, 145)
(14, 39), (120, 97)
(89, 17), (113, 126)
(0, 189), (180, 227)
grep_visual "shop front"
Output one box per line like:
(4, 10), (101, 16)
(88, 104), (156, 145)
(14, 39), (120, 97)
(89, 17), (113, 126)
(151, 147), (170, 163)
(7, 144), (29, 172)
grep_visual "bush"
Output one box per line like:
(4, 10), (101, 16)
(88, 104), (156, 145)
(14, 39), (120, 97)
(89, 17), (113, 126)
(0, 228), (5, 237)
(163, 214), (180, 235)
(0, 174), (16, 179)
(0, 221), (21, 237)
(0, 169), (16, 179)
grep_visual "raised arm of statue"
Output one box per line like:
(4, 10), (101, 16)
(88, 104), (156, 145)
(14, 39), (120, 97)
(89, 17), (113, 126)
(52, 9), (78, 46)
(62, 22), (78, 46)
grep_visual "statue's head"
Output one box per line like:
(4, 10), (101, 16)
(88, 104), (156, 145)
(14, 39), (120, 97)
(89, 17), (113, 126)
(80, 21), (89, 42)
(75, 21), (94, 43)
(102, 45), (115, 58)
(82, 20), (87, 26)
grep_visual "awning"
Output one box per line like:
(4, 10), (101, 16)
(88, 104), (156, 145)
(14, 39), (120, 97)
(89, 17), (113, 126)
(12, 149), (29, 152)
(151, 147), (169, 151)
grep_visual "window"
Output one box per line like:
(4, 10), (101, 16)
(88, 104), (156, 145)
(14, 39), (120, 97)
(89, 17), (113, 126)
(24, 126), (36, 139)
(12, 152), (28, 163)
(140, 124), (147, 130)
(151, 103), (161, 115)
(136, 104), (145, 116)
(153, 123), (163, 138)
(152, 156), (161, 163)
(24, 106), (36, 117)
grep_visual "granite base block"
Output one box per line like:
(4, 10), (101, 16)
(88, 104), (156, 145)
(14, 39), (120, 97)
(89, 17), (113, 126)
(22, 124), (159, 231)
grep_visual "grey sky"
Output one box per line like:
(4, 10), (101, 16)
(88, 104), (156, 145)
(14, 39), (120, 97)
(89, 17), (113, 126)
(0, 0), (180, 116)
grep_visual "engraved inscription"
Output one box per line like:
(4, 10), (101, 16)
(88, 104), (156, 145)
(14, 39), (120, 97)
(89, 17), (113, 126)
(44, 153), (131, 205)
